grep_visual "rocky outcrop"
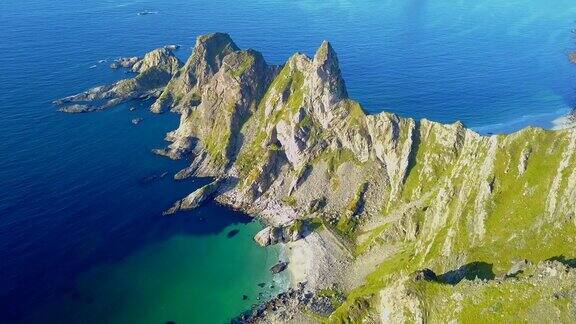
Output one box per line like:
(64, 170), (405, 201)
(151, 32), (241, 113)
(232, 282), (345, 323)
(270, 261), (288, 274)
(163, 179), (221, 215)
(110, 56), (141, 70)
(55, 48), (181, 113)
(253, 219), (307, 247)
(155, 47), (279, 175)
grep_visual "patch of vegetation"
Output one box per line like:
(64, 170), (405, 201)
(315, 148), (361, 175)
(232, 52), (255, 78)
(316, 287), (346, 310)
(335, 214), (358, 238)
(282, 195), (297, 207)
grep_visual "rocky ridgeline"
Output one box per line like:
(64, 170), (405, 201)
(109, 56), (141, 70)
(59, 32), (576, 322)
(55, 47), (181, 113)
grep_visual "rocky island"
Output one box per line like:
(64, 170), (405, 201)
(57, 33), (576, 322)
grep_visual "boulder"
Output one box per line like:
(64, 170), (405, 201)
(253, 220), (307, 247)
(308, 197), (326, 213)
(270, 261), (288, 274)
(254, 226), (274, 246)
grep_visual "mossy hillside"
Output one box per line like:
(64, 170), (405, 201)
(329, 126), (576, 321)
(399, 120), (468, 204)
(328, 247), (417, 323)
(112, 66), (176, 96)
(336, 182), (368, 237)
(403, 261), (576, 323)
(144, 35), (576, 322)
(231, 51), (256, 78)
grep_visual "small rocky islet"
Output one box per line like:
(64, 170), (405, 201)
(57, 32), (576, 322)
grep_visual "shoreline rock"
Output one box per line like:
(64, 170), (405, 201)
(163, 179), (221, 215)
(131, 117), (143, 125)
(110, 56), (142, 70)
(253, 219), (307, 247)
(231, 282), (344, 323)
(270, 261), (288, 274)
(552, 109), (576, 130)
(55, 48), (181, 113)
(164, 44), (180, 51)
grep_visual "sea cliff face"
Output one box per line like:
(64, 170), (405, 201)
(59, 33), (576, 322)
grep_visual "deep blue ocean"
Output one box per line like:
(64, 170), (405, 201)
(1, 0), (576, 322)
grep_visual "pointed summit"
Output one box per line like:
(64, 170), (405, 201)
(314, 40), (337, 64)
(194, 33), (240, 71)
(151, 33), (240, 113)
(311, 40), (348, 106)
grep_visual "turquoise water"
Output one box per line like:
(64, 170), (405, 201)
(1, 0), (576, 322)
(23, 222), (281, 324)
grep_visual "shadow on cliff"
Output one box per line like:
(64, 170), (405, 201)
(437, 261), (495, 285)
(547, 255), (576, 268)
(403, 120), (421, 186)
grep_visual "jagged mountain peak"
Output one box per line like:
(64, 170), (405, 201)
(150, 33), (241, 113)
(192, 32), (240, 71)
(309, 40), (348, 108)
(313, 40), (336, 63)
(196, 32), (236, 45)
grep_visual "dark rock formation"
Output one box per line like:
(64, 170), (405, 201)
(110, 56), (141, 70)
(270, 261), (288, 274)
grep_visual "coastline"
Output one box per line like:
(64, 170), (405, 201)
(471, 107), (572, 134)
(52, 31), (576, 322)
(217, 191), (336, 291)
(552, 110), (576, 130)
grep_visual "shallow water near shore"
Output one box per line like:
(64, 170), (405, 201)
(23, 217), (283, 324)
(2, 0), (576, 322)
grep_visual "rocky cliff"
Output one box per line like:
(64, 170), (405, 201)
(60, 33), (576, 323)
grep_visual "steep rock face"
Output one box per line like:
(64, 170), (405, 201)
(55, 48), (181, 113)
(63, 33), (576, 321)
(151, 32), (241, 113)
(160, 35), (576, 321)
(157, 37), (576, 264)
(157, 49), (280, 175)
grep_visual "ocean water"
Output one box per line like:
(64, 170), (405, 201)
(1, 0), (576, 322)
